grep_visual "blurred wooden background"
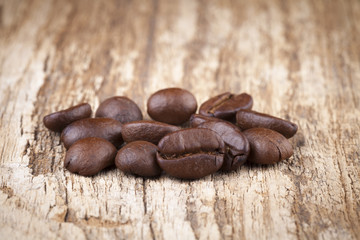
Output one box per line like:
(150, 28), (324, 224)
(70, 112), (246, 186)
(0, 0), (359, 239)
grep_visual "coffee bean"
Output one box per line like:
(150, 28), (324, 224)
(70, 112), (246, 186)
(198, 121), (250, 171)
(157, 128), (225, 179)
(64, 137), (116, 176)
(243, 128), (293, 164)
(147, 88), (197, 125)
(115, 141), (161, 177)
(199, 92), (253, 121)
(61, 118), (123, 149)
(95, 96), (143, 124)
(122, 120), (181, 144)
(236, 110), (298, 138)
(189, 114), (225, 128)
(43, 103), (92, 132)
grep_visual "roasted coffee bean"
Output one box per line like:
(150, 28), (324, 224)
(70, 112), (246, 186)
(199, 92), (253, 121)
(236, 110), (298, 138)
(122, 120), (181, 144)
(147, 88), (197, 125)
(61, 118), (123, 149)
(243, 128), (293, 164)
(95, 96), (142, 124)
(198, 121), (250, 171)
(115, 141), (161, 177)
(157, 128), (225, 179)
(64, 137), (117, 176)
(43, 103), (92, 132)
(189, 114), (225, 128)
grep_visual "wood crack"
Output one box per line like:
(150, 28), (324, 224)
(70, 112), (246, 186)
(185, 187), (199, 239)
(139, 0), (158, 82)
(143, 178), (155, 240)
(213, 180), (226, 240)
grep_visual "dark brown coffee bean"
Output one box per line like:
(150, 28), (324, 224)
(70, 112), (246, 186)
(199, 92), (253, 121)
(43, 103), (92, 132)
(243, 128), (293, 164)
(122, 120), (181, 144)
(61, 118), (123, 149)
(64, 137), (116, 176)
(157, 128), (225, 179)
(115, 141), (161, 177)
(189, 114), (225, 128)
(198, 121), (250, 171)
(236, 110), (298, 138)
(95, 96), (142, 124)
(147, 88), (197, 125)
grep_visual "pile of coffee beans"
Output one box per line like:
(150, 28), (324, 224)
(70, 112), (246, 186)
(43, 88), (298, 179)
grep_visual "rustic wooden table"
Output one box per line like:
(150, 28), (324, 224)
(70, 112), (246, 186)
(1, 0), (359, 239)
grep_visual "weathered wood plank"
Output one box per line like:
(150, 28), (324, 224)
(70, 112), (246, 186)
(0, 0), (359, 239)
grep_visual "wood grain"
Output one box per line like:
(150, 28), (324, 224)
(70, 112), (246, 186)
(1, 0), (359, 239)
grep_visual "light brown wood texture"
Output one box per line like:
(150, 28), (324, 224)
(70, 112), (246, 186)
(1, 0), (359, 239)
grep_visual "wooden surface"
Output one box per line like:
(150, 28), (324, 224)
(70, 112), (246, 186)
(1, 0), (359, 239)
